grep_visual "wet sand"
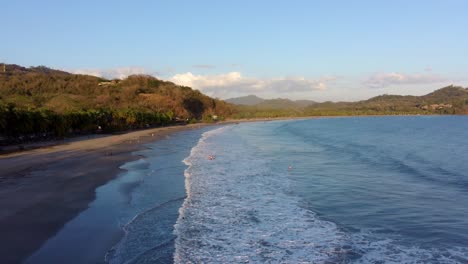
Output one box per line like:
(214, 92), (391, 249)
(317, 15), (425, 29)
(0, 124), (211, 264)
(0, 118), (303, 263)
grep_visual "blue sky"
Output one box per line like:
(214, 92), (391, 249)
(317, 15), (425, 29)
(3, 0), (468, 101)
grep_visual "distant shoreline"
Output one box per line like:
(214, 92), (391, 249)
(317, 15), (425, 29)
(1, 114), (457, 156)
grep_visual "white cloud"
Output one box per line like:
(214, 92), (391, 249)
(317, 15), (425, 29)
(71, 67), (154, 79)
(364, 72), (448, 88)
(171, 72), (243, 88)
(170, 72), (334, 98)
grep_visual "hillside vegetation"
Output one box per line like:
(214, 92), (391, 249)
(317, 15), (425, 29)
(303, 86), (468, 116)
(1, 63), (467, 144)
(0, 64), (234, 143)
(229, 86), (468, 118)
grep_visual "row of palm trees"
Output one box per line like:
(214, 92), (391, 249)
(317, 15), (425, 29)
(0, 104), (176, 143)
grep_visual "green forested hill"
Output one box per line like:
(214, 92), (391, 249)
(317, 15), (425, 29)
(230, 86), (468, 118)
(1, 63), (467, 143)
(0, 64), (233, 117)
(0, 64), (234, 142)
(303, 86), (468, 116)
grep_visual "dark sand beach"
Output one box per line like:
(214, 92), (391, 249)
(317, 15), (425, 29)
(0, 117), (299, 264)
(0, 124), (211, 264)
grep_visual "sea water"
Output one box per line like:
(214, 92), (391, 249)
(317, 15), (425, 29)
(174, 116), (468, 263)
(26, 117), (468, 263)
(26, 127), (213, 264)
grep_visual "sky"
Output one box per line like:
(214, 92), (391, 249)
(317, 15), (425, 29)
(2, 0), (468, 101)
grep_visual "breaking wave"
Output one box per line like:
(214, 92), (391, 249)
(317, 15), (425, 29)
(173, 122), (468, 263)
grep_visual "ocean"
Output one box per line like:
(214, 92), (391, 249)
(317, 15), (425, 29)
(25, 127), (213, 264)
(175, 116), (468, 263)
(27, 116), (468, 263)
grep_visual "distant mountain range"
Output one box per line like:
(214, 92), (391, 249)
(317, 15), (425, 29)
(226, 95), (317, 108)
(225, 95), (265, 105)
(227, 86), (468, 116)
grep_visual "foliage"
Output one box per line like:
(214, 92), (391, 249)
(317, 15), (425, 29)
(1, 63), (467, 144)
(0, 64), (235, 144)
(232, 85), (468, 118)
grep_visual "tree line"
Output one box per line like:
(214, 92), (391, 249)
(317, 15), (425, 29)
(0, 103), (176, 143)
(0, 64), (235, 144)
(1, 64), (467, 145)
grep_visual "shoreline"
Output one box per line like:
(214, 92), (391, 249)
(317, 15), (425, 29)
(0, 114), (452, 156)
(0, 123), (217, 264)
(0, 115), (453, 263)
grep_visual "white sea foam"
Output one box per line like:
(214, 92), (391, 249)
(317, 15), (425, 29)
(350, 232), (468, 264)
(173, 123), (468, 263)
(174, 125), (349, 263)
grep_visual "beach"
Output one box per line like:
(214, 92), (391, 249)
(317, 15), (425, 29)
(0, 118), (296, 263)
(0, 123), (211, 264)
(2, 116), (468, 263)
